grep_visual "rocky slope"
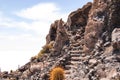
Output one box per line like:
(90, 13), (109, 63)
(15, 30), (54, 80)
(0, 0), (120, 80)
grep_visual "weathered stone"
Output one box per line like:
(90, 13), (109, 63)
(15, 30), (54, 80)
(107, 68), (118, 79)
(18, 62), (30, 72)
(115, 56), (120, 62)
(96, 69), (106, 78)
(46, 19), (68, 54)
(84, 0), (120, 53)
(100, 78), (109, 80)
(30, 63), (41, 73)
(0, 71), (8, 78)
(67, 2), (92, 28)
(89, 59), (98, 64)
(84, 0), (108, 52)
(112, 28), (120, 50)
(46, 22), (57, 44)
(103, 42), (111, 47)
(21, 69), (31, 79)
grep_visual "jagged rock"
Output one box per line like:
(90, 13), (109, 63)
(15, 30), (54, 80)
(0, 71), (8, 78)
(20, 69), (31, 79)
(67, 2), (92, 28)
(89, 59), (98, 65)
(18, 62), (30, 72)
(84, 0), (107, 52)
(46, 22), (57, 44)
(47, 19), (68, 54)
(103, 42), (111, 47)
(84, 0), (120, 52)
(112, 28), (120, 50)
(30, 56), (37, 62)
(29, 63), (41, 73)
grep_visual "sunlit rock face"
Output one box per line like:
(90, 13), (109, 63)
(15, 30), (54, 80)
(67, 2), (92, 28)
(112, 28), (120, 50)
(46, 19), (68, 54)
(84, 0), (120, 52)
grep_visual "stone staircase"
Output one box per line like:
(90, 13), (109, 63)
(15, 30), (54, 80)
(64, 28), (84, 80)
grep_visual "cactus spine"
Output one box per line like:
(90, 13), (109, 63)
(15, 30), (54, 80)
(50, 67), (65, 80)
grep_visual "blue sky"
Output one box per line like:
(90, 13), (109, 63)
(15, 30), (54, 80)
(0, 0), (92, 71)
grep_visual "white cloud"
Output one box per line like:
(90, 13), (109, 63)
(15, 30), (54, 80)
(0, 3), (68, 71)
(15, 3), (67, 21)
(0, 3), (68, 34)
(14, 3), (68, 34)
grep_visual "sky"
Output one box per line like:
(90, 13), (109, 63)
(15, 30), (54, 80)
(0, 0), (92, 72)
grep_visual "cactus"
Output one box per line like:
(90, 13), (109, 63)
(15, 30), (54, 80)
(50, 67), (65, 80)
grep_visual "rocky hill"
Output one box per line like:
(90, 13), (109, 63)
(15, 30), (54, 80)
(0, 0), (120, 80)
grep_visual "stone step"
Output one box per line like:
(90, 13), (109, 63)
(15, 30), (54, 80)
(71, 56), (81, 58)
(69, 50), (83, 53)
(70, 42), (81, 47)
(71, 53), (80, 56)
(71, 57), (81, 61)
(70, 39), (84, 45)
(70, 61), (82, 64)
(65, 65), (72, 69)
(70, 53), (81, 57)
(72, 46), (83, 50)
(65, 65), (77, 69)
(71, 56), (87, 61)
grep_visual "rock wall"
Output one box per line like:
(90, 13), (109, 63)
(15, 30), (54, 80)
(84, 0), (120, 52)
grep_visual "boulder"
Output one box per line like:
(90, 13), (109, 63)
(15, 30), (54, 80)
(30, 63), (41, 73)
(112, 28), (120, 50)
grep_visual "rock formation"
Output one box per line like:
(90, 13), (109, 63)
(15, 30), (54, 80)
(112, 28), (120, 50)
(46, 19), (68, 54)
(0, 0), (120, 80)
(67, 2), (92, 28)
(84, 0), (120, 52)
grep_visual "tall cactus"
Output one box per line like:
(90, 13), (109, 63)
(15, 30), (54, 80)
(50, 67), (65, 80)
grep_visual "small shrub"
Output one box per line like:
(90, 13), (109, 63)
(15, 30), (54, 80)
(36, 41), (54, 58)
(50, 67), (65, 80)
(42, 41), (54, 53)
(37, 49), (45, 58)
